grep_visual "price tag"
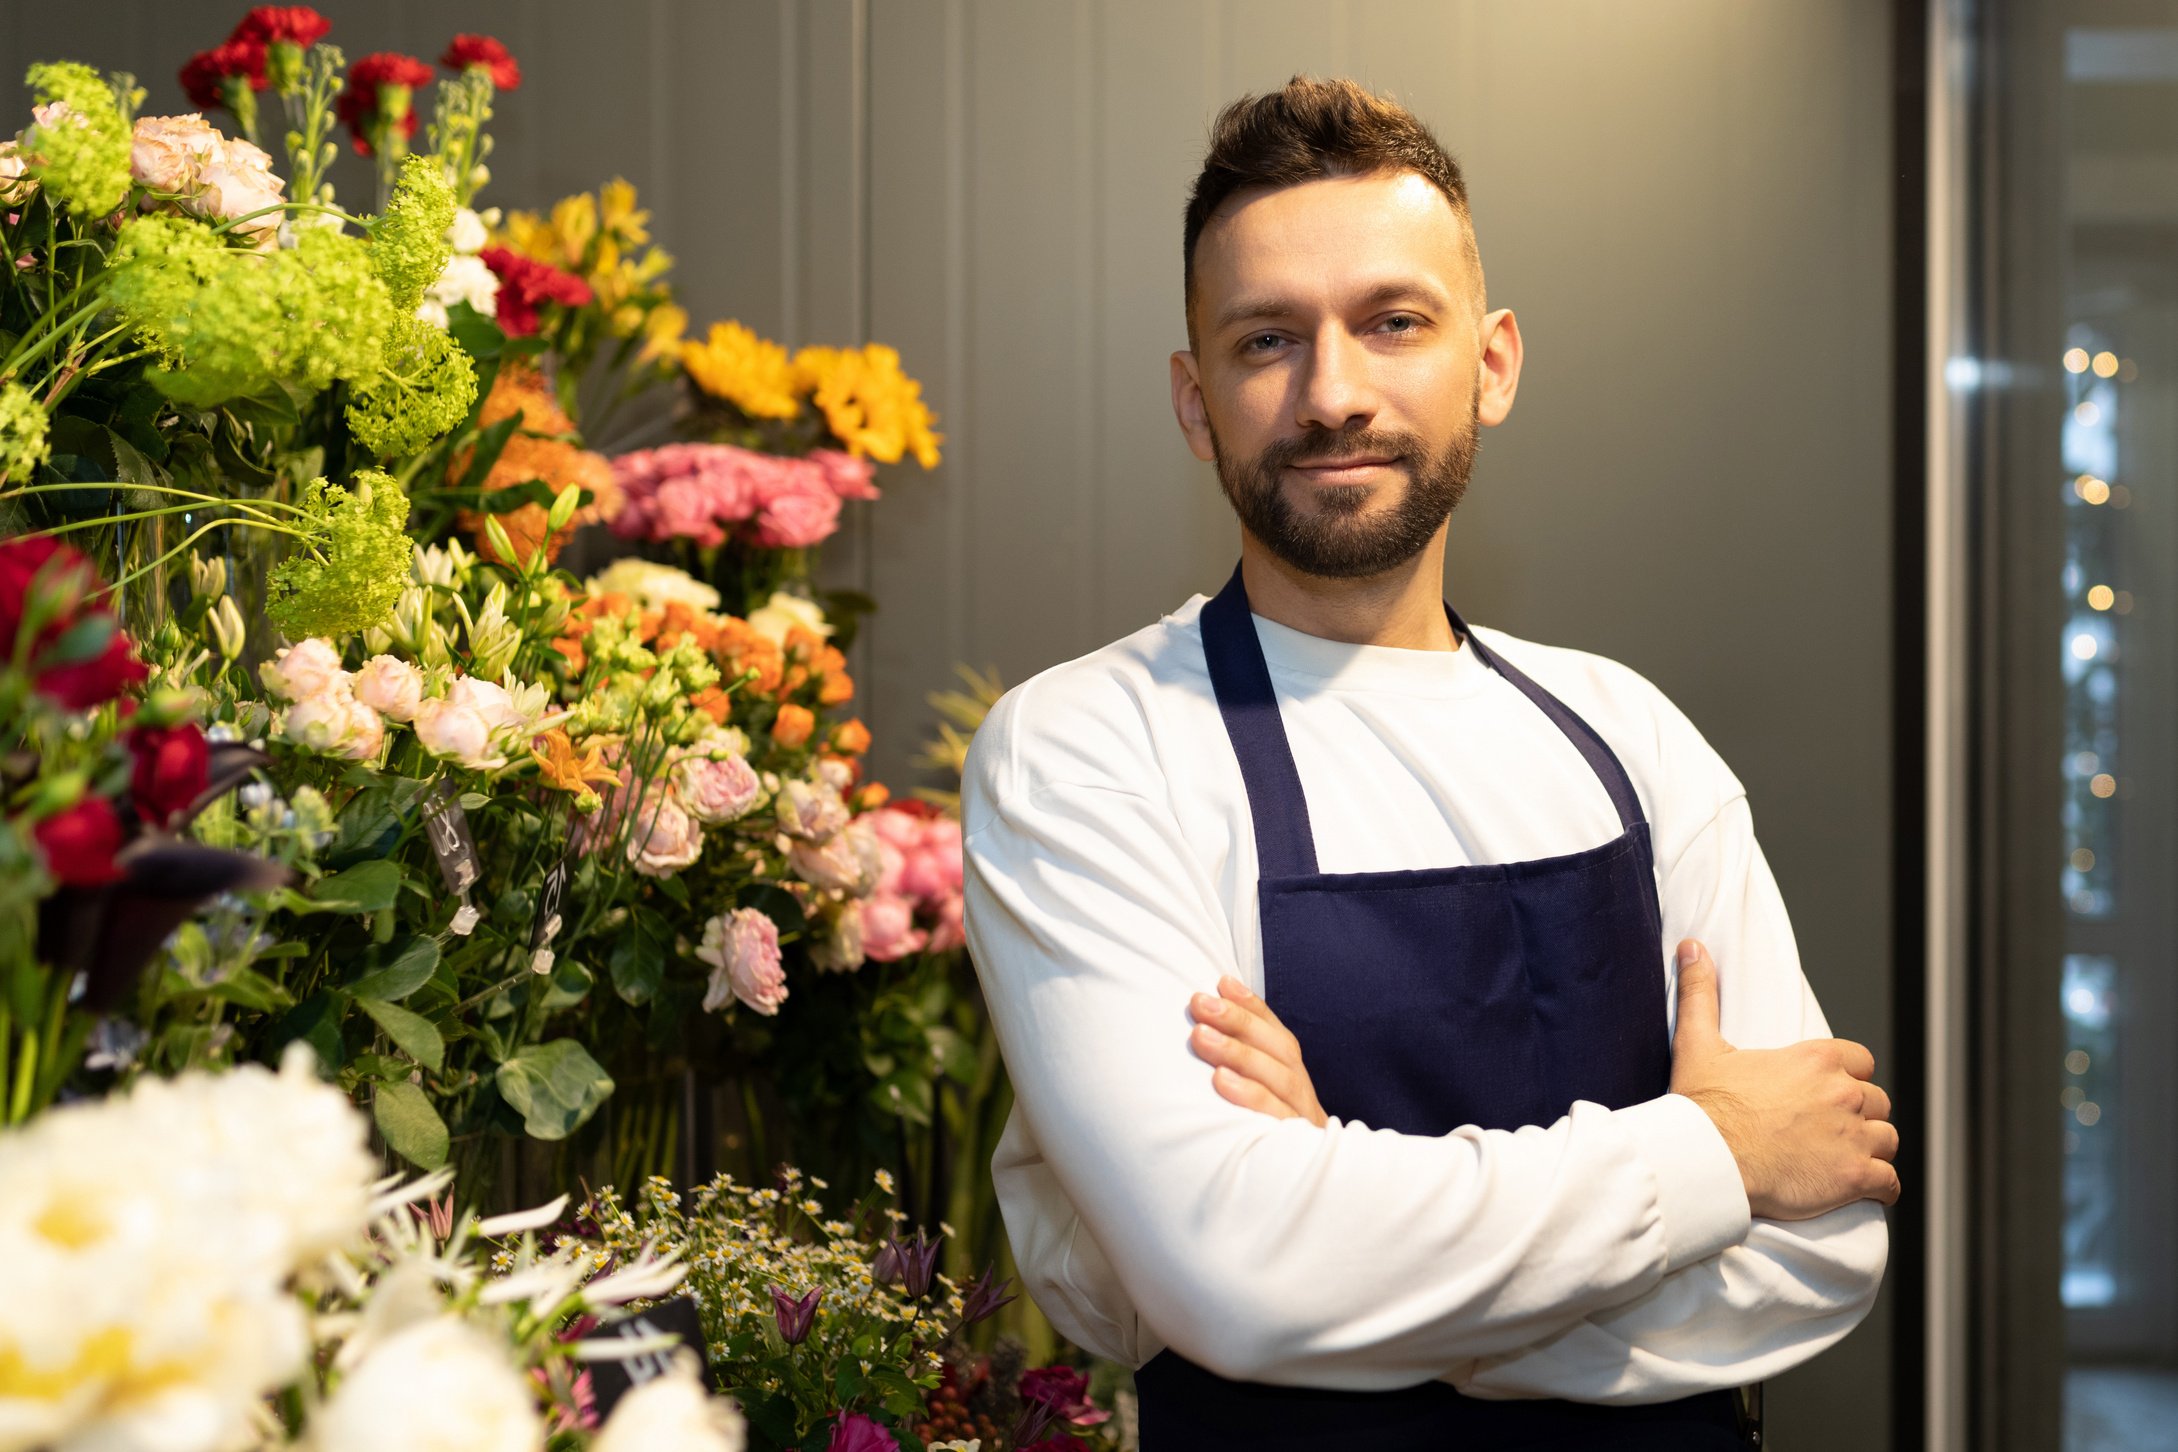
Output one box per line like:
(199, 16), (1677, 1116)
(530, 856), (570, 951)
(419, 781), (480, 895)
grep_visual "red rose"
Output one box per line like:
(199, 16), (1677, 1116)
(32, 797), (125, 886)
(127, 722), (210, 829)
(440, 34), (521, 90)
(179, 39), (269, 112)
(229, 6), (332, 47)
(480, 247), (594, 337)
(36, 627), (148, 711)
(0, 537), (146, 710)
(336, 52), (434, 156)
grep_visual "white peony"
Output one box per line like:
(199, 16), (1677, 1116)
(585, 558), (721, 614)
(446, 206), (490, 255)
(0, 1049), (375, 1452)
(745, 590), (832, 645)
(591, 1356), (746, 1452)
(310, 1317), (542, 1452)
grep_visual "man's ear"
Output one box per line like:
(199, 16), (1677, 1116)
(1171, 350), (1217, 463)
(1477, 308), (1523, 428)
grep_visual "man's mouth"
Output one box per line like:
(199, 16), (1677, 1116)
(1288, 456), (1400, 483)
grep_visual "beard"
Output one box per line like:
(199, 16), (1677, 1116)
(1210, 392), (1480, 580)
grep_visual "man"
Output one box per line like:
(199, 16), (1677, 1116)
(962, 76), (1895, 1449)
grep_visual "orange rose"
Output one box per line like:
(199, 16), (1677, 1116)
(831, 718), (871, 755)
(855, 782), (891, 810)
(818, 671), (855, 706)
(771, 704), (816, 747)
(689, 685), (732, 724)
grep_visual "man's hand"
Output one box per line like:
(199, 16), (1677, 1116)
(1669, 938), (1902, 1219)
(1187, 976), (1328, 1126)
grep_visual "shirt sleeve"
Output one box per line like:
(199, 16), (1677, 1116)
(1451, 796), (1889, 1401)
(963, 683), (1754, 1391)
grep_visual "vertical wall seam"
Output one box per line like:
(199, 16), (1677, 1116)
(1077, 1), (1100, 644)
(648, 0), (672, 233)
(850, 0), (875, 735)
(954, 0), (975, 677)
(780, 0), (800, 347)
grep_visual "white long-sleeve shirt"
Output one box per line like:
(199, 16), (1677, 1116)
(961, 593), (1887, 1400)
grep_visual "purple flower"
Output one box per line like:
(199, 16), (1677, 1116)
(1019, 1364), (1110, 1428)
(871, 1239), (904, 1287)
(825, 1411), (899, 1452)
(880, 1228), (941, 1300)
(960, 1266), (1017, 1327)
(772, 1284), (822, 1345)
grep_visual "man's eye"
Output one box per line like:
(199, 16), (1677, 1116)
(1381, 314), (1422, 335)
(1244, 332), (1284, 353)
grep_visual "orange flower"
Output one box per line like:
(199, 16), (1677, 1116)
(818, 670), (855, 707)
(688, 685), (731, 724)
(453, 362), (622, 568)
(830, 718), (871, 756)
(552, 635), (586, 674)
(532, 729), (618, 796)
(771, 704), (816, 747)
(855, 782), (891, 810)
(650, 601), (722, 654)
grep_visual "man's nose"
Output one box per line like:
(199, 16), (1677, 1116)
(1295, 328), (1377, 433)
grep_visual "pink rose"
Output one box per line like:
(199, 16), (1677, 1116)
(650, 476), (727, 547)
(354, 654), (423, 722)
(627, 792), (703, 877)
(281, 685), (381, 760)
(339, 694), (386, 760)
(789, 821), (881, 896)
(809, 448), (880, 501)
(444, 675), (519, 731)
(260, 637), (347, 701)
(412, 696), (498, 768)
(859, 893), (927, 963)
(748, 471), (841, 549)
(774, 779), (849, 842)
(897, 818), (964, 904)
(131, 113), (217, 194)
(808, 901), (867, 973)
(697, 907), (786, 1015)
(927, 891), (965, 953)
(674, 748), (759, 825)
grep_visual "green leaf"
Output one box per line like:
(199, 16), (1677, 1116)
(344, 935), (439, 1001)
(207, 965), (295, 1014)
(608, 926), (663, 1006)
(455, 412), (521, 493)
(494, 1039), (613, 1141)
(539, 957), (594, 1012)
(108, 430), (166, 489)
(356, 996), (445, 1071)
(446, 302), (508, 362)
(312, 859), (402, 913)
(268, 989), (345, 1070)
(373, 1080), (449, 1170)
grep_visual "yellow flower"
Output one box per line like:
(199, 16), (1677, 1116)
(549, 191), (599, 264)
(599, 177), (651, 247)
(682, 320), (804, 420)
(531, 728), (619, 798)
(639, 302), (688, 362)
(793, 342), (943, 468)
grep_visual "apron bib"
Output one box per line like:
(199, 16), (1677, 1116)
(1132, 567), (1744, 1450)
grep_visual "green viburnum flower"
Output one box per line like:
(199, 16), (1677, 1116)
(21, 62), (132, 220)
(370, 155), (456, 312)
(267, 470), (414, 638)
(0, 382), (52, 483)
(107, 218), (395, 408)
(345, 313), (477, 458)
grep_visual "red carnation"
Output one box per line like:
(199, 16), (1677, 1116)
(480, 247), (594, 337)
(228, 6), (331, 48)
(179, 39), (269, 113)
(127, 722), (210, 830)
(32, 797), (125, 887)
(37, 629), (148, 711)
(336, 51), (434, 156)
(441, 34), (521, 91)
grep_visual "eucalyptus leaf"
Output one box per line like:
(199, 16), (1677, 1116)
(494, 1039), (613, 1141)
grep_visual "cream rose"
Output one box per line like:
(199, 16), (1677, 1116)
(411, 697), (499, 769)
(260, 638), (347, 701)
(745, 590), (832, 645)
(353, 655), (424, 722)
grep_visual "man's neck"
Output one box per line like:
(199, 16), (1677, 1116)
(1237, 534), (1459, 651)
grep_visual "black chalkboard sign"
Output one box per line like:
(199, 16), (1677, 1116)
(585, 1297), (713, 1418)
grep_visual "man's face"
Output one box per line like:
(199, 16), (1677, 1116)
(1172, 170), (1517, 580)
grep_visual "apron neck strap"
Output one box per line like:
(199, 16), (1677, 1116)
(1200, 565), (1649, 879)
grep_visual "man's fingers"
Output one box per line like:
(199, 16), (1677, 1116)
(1867, 1119), (1901, 1163)
(1211, 1065), (1297, 1120)
(1192, 1022), (1305, 1106)
(1196, 984), (1304, 1067)
(1672, 940), (1723, 1053)
(1860, 1082), (1893, 1123)
(1828, 1038), (1879, 1082)
(1866, 1160), (1903, 1207)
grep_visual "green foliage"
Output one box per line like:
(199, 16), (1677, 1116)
(345, 314), (477, 458)
(373, 1080), (450, 1169)
(0, 383), (51, 483)
(21, 62), (132, 219)
(495, 1039), (613, 1140)
(267, 470), (414, 638)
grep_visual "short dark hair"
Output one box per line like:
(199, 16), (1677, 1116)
(1183, 76), (1480, 343)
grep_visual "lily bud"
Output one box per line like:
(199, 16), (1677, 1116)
(188, 552), (227, 602)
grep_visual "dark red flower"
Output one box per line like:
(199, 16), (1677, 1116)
(0, 537), (146, 710)
(1017, 1365), (1110, 1429)
(127, 722), (210, 829)
(480, 247), (594, 337)
(771, 1284), (822, 1345)
(229, 6), (331, 47)
(824, 1413), (898, 1452)
(441, 34), (521, 90)
(179, 39), (269, 112)
(32, 797), (125, 887)
(336, 52), (434, 156)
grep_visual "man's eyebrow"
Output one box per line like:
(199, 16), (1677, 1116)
(1210, 281), (1454, 335)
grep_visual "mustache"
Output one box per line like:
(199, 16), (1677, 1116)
(1257, 426), (1425, 474)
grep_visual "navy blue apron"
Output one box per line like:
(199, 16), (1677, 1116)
(1132, 567), (1745, 1450)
